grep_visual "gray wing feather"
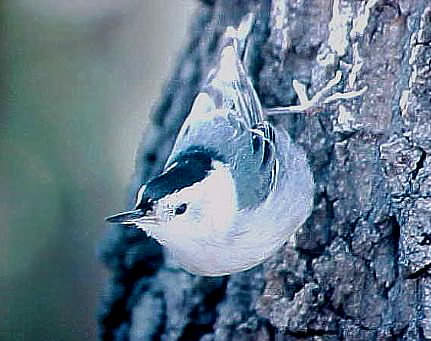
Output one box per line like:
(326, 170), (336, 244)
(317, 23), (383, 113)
(166, 17), (277, 210)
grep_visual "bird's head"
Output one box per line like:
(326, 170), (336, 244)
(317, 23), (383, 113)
(106, 149), (237, 247)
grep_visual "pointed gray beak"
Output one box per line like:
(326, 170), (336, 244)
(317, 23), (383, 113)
(105, 207), (161, 226)
(105, 209), (146, 224)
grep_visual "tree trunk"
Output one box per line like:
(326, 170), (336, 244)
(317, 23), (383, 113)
(99, 0), (431, 340)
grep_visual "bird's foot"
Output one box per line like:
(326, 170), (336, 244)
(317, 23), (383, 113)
(265, 71), (367, 116)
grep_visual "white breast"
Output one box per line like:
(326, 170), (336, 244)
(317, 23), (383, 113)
(166, 128), (314, 276)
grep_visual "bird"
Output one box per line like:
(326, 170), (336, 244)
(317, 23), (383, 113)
(106, 14), (314, 276)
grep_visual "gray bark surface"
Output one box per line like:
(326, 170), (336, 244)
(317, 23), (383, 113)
(99, 0), (431, 340)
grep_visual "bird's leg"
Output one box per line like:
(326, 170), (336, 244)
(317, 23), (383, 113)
(264, 71), (368, 116)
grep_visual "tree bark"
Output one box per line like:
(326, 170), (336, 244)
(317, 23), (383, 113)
(99, 0), (431, 340)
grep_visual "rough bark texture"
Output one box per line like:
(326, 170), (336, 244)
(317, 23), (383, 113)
(99, 0), (431, 340)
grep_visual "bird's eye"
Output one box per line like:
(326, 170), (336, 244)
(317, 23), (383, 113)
(175, 203), (187, 215)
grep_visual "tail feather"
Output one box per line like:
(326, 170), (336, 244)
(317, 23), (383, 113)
(221, 13), (255, 59)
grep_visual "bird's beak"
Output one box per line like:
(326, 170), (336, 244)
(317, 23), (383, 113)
(105, 208), (160, 226)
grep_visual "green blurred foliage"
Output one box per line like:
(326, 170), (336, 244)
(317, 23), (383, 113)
(0, 1), (195, 340)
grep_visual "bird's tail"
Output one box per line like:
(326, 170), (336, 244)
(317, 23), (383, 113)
(221, 13), (255, 60)
(197, 11), (263, 128)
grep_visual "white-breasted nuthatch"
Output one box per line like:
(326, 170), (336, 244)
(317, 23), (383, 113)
(106, 14), (314, 276)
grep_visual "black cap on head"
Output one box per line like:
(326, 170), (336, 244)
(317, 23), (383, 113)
(136, 147), (222, 208)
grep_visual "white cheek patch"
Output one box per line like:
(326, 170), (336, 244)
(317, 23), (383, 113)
(165, 161), (237, 239)
(204, 161), (237, 233)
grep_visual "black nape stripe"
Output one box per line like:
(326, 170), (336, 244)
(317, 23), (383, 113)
(138, 147), (222, 204)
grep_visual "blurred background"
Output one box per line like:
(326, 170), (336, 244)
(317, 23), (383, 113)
(1, 0), (196, 340)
